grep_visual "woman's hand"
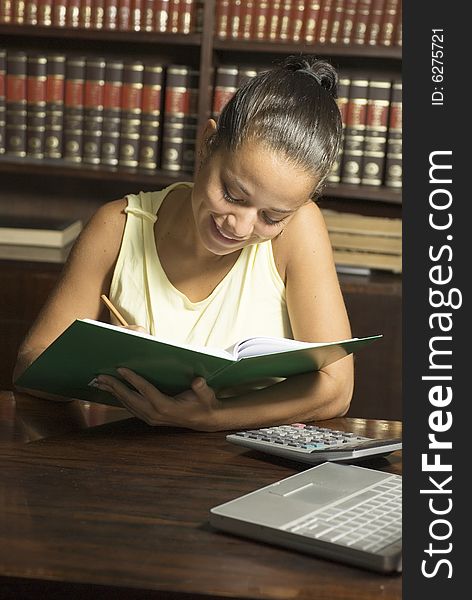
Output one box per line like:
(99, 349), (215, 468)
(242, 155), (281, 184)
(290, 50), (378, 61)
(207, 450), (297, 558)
(93, 368), (221, 431)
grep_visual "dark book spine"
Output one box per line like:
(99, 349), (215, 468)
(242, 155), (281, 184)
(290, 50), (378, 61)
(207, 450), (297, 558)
(317, 0), (335, 44)
(182, 67), (199, 172)
(44, 53), (65, 159)
(0, 49), (5, 154)
(360, 79), (391, 186)
(394, 0), (401, 46)
(66, 0), (81, 26)
(138, 63), (163, 170)
(366, 0), (385, 45)
(100, 60), (123, 166)
(153, 0), (170, 32)
(26, 54), (47, 159)
(79, 0), (93, 28)
(212, 65), (238, 120)
(302, 0), (322, 43)
(340, 77), (368, 185)
(379, 0), (398, 46)
(161, 65), (190, 172)
(215, 0), (230, 38)
(63, 56), (86, 163)
(52, 0), (67, 26)
(289, 0), (305, 42)
(351, 0), (371, 45)
(384, 80), (402, 188)
(118, 0), (131, 29)
(82, 57), (105, 165)
(38, 0), (53, 25)
(328, 0), (345, 45)
(327, 74), (350, 183)
(340, 0), (358, 44)
(118, 61), (143, 168)
(5, 51), (27, 157)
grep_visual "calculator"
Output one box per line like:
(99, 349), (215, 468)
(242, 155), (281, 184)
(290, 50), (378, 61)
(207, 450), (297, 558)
(226, 423), (402, 464)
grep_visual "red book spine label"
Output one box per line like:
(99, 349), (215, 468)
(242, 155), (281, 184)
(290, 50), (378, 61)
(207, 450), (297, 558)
(302, 0), (322, 43)
(251, 0), (268, 40)
(27, 73), (47, 105)
(229, 0), (242, 39)
(104, 0), (118, 28)
(46, 72), (64, 104)
(278, 0), (293, 41)
(366, 0), (385, 45)
(79, 0), (93, 27)
(37, 0), (53, 25)
(52, 0), (67, 26)
(165, 87), (190, 115)
(65, 80), (84, 108)
(84, 80), (104, 109)
(216, 0), (230, 38)
(153, 0), (169, 32)
(130, 0), (142, 30)
(103, 80), (122, 110)
(118, 0), (131, 28)
(379, 0), (398, 46)
(6, 73), (27, 104)
(67, 0), (81, 26)
(179, 0), (194, 33)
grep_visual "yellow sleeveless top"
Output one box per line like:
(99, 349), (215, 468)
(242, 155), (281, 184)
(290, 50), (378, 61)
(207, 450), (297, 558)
(109, 182), (292, 350)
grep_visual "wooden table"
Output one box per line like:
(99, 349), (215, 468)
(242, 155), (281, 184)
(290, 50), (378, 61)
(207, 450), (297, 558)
(0, 391), (402, 599)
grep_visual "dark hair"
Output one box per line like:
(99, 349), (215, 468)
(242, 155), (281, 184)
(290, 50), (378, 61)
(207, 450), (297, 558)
(209, 56), (343, 198)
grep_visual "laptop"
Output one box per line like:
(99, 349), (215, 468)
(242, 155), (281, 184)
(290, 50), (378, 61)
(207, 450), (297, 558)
(210, 462), (402, 573)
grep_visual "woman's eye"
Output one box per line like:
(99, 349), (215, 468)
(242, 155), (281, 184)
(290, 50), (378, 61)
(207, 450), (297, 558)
(222, 188), (240, 204)
(262, 213), (284, 226)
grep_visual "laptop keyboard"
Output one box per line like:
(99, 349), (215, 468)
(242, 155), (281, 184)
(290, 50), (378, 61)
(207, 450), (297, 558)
(283, 475), (402, 553)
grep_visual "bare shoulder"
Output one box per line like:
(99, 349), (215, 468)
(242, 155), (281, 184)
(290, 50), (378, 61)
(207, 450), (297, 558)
(272, 201), (332, 282)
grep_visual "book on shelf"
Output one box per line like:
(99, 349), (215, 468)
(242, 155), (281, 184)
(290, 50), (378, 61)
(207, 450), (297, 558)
(118, 60), (144, 168)
(321, 209), (402, 237)
(366, 0), (385, 46)
(317, 0), (335, 44)
(0, 49), (5, 155)
(63, 55), (86, 163)
(340, 0), (357, 45)
(100, 59), (124, 166)
(138, 62), (164, 170)
(52, 0), (67, 27)
(340, 76), (369, 185)
(302, 0), (322, 43)
(212, 65), (238, 120)
(328, 231), (402, 254)
(252, 0), (269, 40)
(266, 0), (281, 41)
(67, 0), (81, 27)
(26, 54), (47, 159)
(332, 248), (401, 273)
(328, 0), (345, 45)
(15, 317), (381, 406)
(82, 57), (106, 165)
(0, 216), (82, 247)
(351, 0), (372, 45)
(5, 51), (27, 158)
(38, 0), (53, 26)
(0, 241), (74, 263)
(379, 0), (399, 46)
(44, 54), (66, 159)
(215, 0), (230, 38)
(360, 79), (391, 186)
(327, 73), (350, 184)
(385, 80), (402, 188)
(229, 0), (242, 39)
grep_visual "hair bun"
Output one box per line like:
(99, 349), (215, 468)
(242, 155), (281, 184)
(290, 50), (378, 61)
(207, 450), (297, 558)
(281, 55), (339, 98)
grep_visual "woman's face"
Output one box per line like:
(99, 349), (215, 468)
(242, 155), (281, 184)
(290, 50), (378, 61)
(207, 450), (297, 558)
(191, 138), (317, 257)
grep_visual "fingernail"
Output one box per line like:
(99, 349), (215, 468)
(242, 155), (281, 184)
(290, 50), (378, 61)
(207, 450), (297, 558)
(88, 378), (99, 388)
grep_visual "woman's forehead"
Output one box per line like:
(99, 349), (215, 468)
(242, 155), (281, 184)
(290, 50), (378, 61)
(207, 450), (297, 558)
(219, 142), (316, 206)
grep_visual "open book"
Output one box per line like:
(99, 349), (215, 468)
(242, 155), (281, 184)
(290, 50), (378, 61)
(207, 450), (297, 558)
(15, 319), (382, 407)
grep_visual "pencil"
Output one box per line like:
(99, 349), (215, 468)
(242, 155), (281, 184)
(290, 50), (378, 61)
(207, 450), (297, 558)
(100, 294), (129, 327)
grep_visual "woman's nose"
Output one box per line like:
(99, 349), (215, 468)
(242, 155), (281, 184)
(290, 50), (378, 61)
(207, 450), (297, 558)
(226, 208), (257, 238)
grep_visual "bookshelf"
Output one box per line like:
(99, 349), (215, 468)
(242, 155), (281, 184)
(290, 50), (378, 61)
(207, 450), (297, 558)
(0, 0), (402, 419)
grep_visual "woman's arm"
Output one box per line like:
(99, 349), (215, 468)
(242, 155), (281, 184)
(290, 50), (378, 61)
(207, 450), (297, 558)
(13, 199), (128, 388)
(93, 202), (354, 430)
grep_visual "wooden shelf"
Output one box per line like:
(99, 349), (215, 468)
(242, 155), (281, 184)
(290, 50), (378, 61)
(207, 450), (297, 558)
(213, 38), (402, 60)
(322, 184), (402, 204)
(0, 24), (202, 46)
(0, 157), (191, 186)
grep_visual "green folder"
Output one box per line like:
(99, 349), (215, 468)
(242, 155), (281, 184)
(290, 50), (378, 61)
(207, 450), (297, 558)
(15, 319), (382, 407)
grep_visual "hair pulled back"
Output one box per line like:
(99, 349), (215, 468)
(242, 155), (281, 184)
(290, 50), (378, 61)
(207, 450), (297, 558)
(209, 56), (343, 197)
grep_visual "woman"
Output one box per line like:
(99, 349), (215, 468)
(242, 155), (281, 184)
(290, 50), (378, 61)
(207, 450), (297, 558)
(14, 56), (354, 430)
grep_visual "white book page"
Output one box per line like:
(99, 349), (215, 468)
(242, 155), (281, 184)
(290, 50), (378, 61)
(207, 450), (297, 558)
(232, 336), (359, 359)
(80, 319), (233, 360)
